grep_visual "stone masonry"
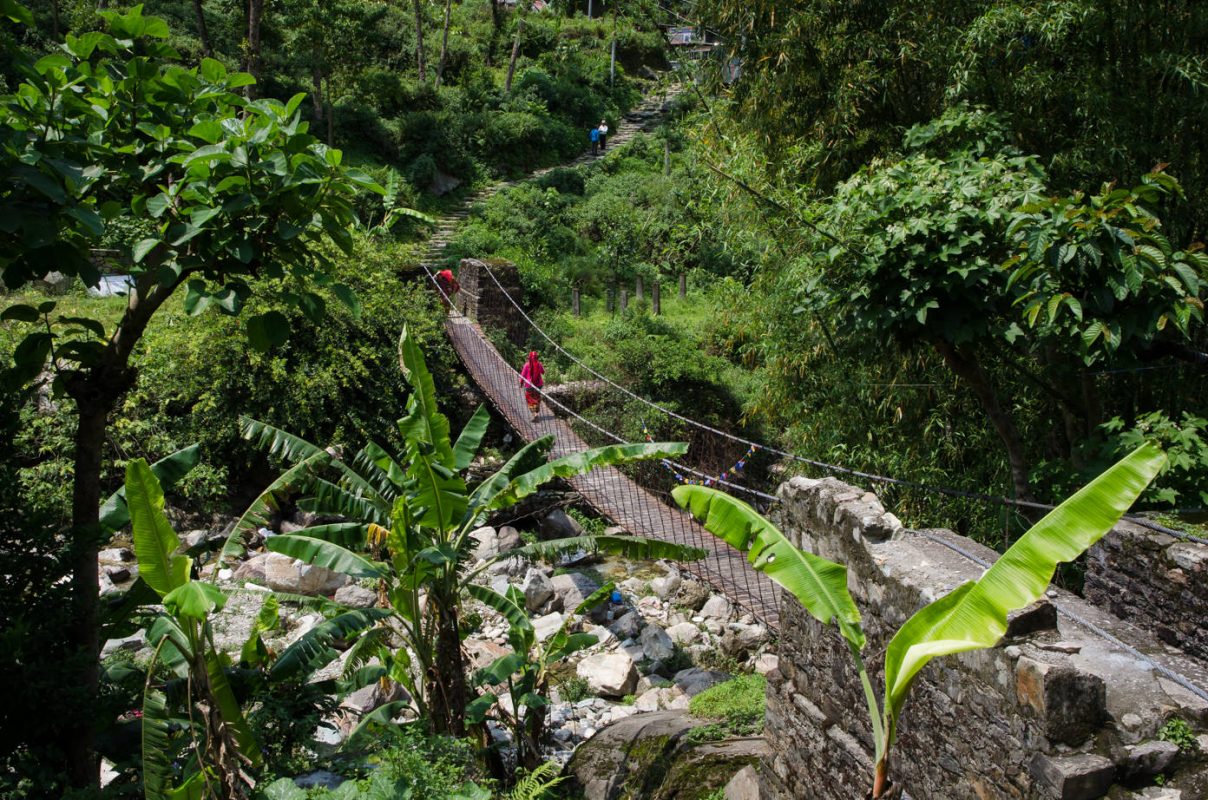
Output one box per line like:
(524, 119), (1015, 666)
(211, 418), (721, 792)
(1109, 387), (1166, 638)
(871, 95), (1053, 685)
(457, 258), (528, 347)
(1085, 521), (1208, 662)
(762, 477), (1208, 800)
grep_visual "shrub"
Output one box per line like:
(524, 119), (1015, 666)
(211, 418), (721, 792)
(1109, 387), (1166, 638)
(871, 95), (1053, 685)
(687, 674), (767, 741)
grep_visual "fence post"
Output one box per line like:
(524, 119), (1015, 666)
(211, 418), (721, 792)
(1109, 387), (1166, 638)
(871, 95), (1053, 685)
(606, 285), (615, 313)
(664, 139), (671, 176)
(635, 275), (644, 301)
(652, 282), (661, 315)
(572, 288), (580, 317)
(679, 273), (687, 298)
(620, 288), (628, 311)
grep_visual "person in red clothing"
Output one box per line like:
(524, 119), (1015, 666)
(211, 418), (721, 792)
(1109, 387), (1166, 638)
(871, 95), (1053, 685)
(435, 268), (459, 309)
(519, 351), (545, 422)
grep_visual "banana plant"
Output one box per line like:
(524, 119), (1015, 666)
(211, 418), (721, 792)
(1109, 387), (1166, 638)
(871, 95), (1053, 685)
(231, 326), (703, 736)
(673, 442), (1166, 798)
(126, 458), (262, 800)
(464, 581), (615, 770)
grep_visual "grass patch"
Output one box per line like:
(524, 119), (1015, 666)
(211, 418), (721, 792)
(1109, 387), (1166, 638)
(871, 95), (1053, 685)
(557, 675), (593, 704)
(686, 674), (766, 743)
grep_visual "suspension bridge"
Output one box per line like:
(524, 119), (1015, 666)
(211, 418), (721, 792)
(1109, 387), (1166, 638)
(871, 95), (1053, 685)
(416, 82), (1208, 639)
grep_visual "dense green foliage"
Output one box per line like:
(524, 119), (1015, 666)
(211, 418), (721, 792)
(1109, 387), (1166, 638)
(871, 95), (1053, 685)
(686, 674), (766, 742)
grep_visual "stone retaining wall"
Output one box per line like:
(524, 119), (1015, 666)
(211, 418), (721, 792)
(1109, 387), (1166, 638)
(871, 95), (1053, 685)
(762, 477), (1208, 800)
(457, 258), (527, 347)
(1085, 522), (1208, 662)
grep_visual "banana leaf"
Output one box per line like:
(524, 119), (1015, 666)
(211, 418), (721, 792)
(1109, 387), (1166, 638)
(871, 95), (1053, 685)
(882, 442), (1165, 730)
(398, 326), (456, 468)
(265, 533), (387, 579)
(271, 608), (392, 681)
(100, 443), (200, 533)
(487, 441), (690, 510)
(127, 459), (190, 598)
(465, 437), (554, 523)
(205, 649), (262, 766)
(162, 581), (227, 620)
(274, 522), (369, 549)
(452, 404), (491, 471)
(240, 416), (379, 497)
(673, 485), (865, 649)
(406, 448), (468, 532)
(302, 476), (390, 526)
(220, 450), (332, 570)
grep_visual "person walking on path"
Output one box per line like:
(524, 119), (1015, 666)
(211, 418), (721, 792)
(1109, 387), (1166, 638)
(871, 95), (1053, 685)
(435, 268), (459, 310)
(520, 350), (545, 421)
(590, 125), (600, 156)
(598, 119), (609, 151)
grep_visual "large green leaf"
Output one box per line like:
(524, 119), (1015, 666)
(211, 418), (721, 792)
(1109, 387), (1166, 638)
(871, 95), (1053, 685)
(341, 699), (411, 751)
(100, 444), (201, 533)
(673, 485), (865, 649)
(205, 648), (262, 766)
(270, 608), (391, 681)
(398, 326), (455, 468)
(499, 534), (706, 565)
(302, 476), (390, 526)
(466, 437), (554, 519)
(162, 581), (227, 620)
(489, 442), (689, 510)
(452, 404), (491, 472)
(127, 459), (190, 598)
(465, 583), (533, 639)
(265, 534), (386, 579)
(141, 684), (176, 800)
(220, 450), (331, 570)
(241, 416), (378, 498)
(882, 442), (1166, 730)
(278, 522), (369, 549)
(407, 448), (468, 532)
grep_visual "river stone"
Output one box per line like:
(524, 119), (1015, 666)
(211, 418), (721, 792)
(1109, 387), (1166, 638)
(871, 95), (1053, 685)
(725, 765), (761, 799)
(523, 568), (556, 612)
(565, 710), (765, 800)
(552, 571), (604, 618)
(577, 653), (638, 697)
(650, 573), (681, 600)
(539, 509), (584, 540)
(262, 552), (349, 595)
(609, 611), (643, 640)
(700, 594), (733, 621)
(721, 623), (767, 658)
(673, 667), (731, 697)
(674, 579), (710, 610)
(666, 622), (700, 645)
(334, 584), (377, 609)
(533, 611), (565, 642)
(640, 624), (676, 662)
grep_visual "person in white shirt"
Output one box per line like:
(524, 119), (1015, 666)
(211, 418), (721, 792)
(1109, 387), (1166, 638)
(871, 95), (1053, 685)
(598, 119), (609, 151)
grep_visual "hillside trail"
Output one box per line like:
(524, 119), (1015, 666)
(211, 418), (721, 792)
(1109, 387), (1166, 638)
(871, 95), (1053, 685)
(413, 83), (783, 628)
(420, 83), (684, 266)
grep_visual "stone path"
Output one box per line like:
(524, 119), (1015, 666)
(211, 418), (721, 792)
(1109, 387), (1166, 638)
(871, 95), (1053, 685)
(421, 84), (684, 266)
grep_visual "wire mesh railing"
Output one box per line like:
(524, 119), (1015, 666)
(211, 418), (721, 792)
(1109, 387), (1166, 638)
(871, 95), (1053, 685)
(422, 263), (782, 628)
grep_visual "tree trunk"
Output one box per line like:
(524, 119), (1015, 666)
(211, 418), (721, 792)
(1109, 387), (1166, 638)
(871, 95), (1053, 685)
(505, 16), (524, 93)
(413, 0), (427, 82)
(635, 275), (644, 301)
(50, 0), (60, 38)
(427, 602), (466, 736)
(324, 74), (334, 147)
(63, 274), (178, 788)
(652, 282), (660, 315)
(244, 0), (264, 98)
(192, 0), (213, 58)
(933, 340), (1035, 503)
(487, 0), (502, 67)
(311, 65), (325, 127)
(435, 0), (452, 88)
(678, 272), (686, 298)
(63, 402), (106, 790)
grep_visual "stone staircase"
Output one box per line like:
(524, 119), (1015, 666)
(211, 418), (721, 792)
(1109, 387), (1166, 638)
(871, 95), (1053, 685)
(420, 84), (684, 267)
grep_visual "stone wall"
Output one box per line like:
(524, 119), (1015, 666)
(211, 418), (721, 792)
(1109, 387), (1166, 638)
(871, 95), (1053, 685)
(1085, 522), (1208, 662)
(762, 477), (1208, 800)
(457, 258), (528, 347)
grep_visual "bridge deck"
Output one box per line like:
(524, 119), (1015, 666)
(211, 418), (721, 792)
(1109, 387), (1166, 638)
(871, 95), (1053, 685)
(445, 315), (781, 629)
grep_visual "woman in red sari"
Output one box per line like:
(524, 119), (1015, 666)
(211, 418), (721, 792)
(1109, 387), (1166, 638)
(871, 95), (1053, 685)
(519, 351), (545, 422)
